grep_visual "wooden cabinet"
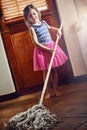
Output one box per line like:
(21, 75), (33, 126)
(1, 0), (73, 94)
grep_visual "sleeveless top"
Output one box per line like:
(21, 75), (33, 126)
(31, 20), (52, 44)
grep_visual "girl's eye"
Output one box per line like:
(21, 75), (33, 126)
(33, 13), (36, 15)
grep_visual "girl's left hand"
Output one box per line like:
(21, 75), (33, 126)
(57, 29), (62, 37)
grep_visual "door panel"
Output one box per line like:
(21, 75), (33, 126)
(11, 31), (43, 90)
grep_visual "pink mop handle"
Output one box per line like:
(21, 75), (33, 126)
(39, 22), (63, 105)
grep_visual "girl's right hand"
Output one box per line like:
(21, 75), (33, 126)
(48, 49), (54, 54)
(49, 48), (57, 55)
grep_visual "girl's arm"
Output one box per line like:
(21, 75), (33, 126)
(29, 27), (53, 53)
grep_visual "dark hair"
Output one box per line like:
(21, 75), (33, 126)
(23, 4), (41, 22)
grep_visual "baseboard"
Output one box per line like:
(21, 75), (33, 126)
(0, 92), (19, 102)
(73, 74), (87, 83)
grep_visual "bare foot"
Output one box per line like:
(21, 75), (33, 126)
(44, 93), (51, 100)
(55, 91), (62, 97)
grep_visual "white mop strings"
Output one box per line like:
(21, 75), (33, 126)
(6, 105), (59, 130)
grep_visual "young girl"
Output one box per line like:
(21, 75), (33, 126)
(23, 4), (68, 99)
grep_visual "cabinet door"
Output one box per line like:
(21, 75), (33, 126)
(10, 31), (43, 93)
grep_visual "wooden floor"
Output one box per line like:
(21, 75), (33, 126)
(0, 81), (87, 130)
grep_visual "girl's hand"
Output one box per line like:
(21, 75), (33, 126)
(57, 28), (62, 37)
(48, 49), (54, 54)
(49, 48), (57, 55)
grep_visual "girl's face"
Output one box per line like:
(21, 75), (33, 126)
(28, 9), (39, 24)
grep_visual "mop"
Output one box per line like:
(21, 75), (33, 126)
(6, 23), (63, 130)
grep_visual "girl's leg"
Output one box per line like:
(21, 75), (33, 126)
(43, 70), (52, 99)
(51, 68), (62, 96)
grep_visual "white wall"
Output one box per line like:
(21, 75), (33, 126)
(75, 18), (87, 70)
(55, 0), (87, 76)
(0, 33), (15, 96)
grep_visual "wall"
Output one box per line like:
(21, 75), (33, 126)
(0, 33), (15, 96)
(55, 0), (87, 76)
(75, 18), (87, 70)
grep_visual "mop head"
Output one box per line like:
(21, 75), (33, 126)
(6, 104), (58, 130)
